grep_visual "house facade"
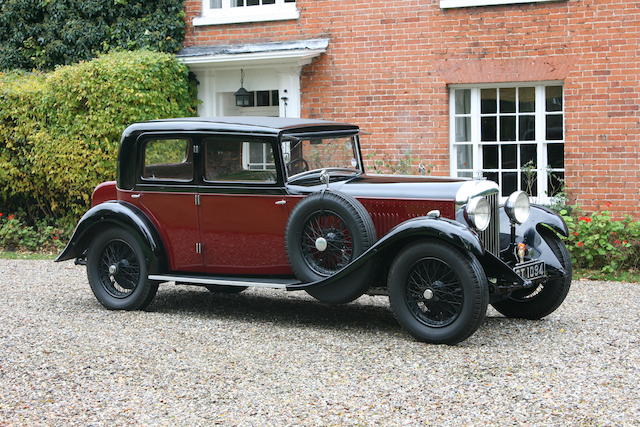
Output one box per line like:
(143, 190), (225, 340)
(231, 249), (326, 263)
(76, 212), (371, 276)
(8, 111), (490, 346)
(179, 0), (639, 214)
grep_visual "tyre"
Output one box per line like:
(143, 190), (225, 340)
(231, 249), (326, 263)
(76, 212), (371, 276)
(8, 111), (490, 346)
(388, 241), (489, 345)
(285, 191), (377, 304)
(205, 285), (247, 294)
(86, 227), (158, 310)
(492, 228), (572, 320)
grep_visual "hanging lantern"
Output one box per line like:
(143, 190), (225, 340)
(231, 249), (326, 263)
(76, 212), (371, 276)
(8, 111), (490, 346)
(234, 69), (252, 107)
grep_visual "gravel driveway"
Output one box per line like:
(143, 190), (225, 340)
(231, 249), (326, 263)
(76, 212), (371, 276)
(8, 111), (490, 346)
(0, 259), (638, 425)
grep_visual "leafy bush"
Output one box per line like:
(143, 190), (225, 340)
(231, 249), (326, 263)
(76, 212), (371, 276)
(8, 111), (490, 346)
(0, 0), (185, 71)
(365, 150), (433, 175)
(0, 212), (67, 253)
(0, 50), (198, 222)
(561, 206), (640, 274)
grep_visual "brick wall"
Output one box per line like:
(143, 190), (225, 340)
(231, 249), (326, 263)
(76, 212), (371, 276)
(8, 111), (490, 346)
(184, 0), (640, 216)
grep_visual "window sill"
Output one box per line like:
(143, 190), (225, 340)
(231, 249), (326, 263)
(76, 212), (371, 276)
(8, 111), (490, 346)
(193, 4), (299, 26)
(440, 0), (560, 8)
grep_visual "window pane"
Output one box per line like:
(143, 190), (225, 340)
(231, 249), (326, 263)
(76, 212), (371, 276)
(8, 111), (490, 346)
(547, 143), (564, 168)
(482, 145), (498, 169)
(518, 87), (535, 112)
(520, 144), (537, 168)
(499, 88), (516, 113)
(481, 89), (497, 114)
(205, 138), (275, 183)
(263, 0), (276, 3)
(501, 144), (517, 169)
(481, 117), (496, 141)
(210, 0), (222, 8)
(232, 0), (244, 6)
(456, 145), (472, 169)
(458, 171), (473, 178)
(519, 115), (535, 141)
(499, 116), (516, 141)
(547, 171), (564, 196)
(256, 90), (270, 107)
(546, 115), (563, 140)
(455, 89), (470, 114)
(143, 139), (192, 181)
(271, 90), (279, 106)
(521, 170), (537, 196)
(546, 86), (563, 112)
(483, 171), (498, 185)
(502, 172), (517, 196)
(247, 0), (259, 5)
(455, 117), (471, 142)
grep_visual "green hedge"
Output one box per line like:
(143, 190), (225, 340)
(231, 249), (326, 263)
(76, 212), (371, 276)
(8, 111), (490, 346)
(0, 0), (185, 71)
(0, 50), (197, 222)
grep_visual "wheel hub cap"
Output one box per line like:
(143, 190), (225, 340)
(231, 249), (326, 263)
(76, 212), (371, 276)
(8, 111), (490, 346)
(315, 237), (328, 252)
(423, 289), (434, 300)
(109, 264), (118, 275)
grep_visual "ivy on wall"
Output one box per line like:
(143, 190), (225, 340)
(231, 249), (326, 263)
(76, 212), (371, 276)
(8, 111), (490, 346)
(0, 0), (186, 71)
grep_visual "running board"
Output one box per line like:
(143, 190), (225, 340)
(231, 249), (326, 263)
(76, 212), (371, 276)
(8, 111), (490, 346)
(148, 274), (301, 290)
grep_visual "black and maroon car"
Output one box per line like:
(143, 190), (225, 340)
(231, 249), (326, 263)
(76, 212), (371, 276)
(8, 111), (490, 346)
(56, 117), (572, 344)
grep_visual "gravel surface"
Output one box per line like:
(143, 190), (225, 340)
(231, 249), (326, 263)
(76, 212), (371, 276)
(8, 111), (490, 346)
(0, 259), (639, 425)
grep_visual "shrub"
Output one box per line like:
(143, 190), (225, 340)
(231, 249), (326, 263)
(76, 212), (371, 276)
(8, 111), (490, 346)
(0, 50), (198, 222)
(0, 0), (185, 71)
(561, 206), (640, 274)
(0, 212), (67, 253)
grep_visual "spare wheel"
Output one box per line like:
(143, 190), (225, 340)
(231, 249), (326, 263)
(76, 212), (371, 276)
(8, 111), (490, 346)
(285, 191), (377, 304)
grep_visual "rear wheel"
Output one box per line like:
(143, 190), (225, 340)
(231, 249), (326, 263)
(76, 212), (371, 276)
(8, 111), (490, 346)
(87, 228), (158, 310)
(388, 241), (489, 345)
(492, 229), (572, 319)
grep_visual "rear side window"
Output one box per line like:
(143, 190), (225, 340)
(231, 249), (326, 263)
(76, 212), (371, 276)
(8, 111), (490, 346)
(142, 138), (193, 181)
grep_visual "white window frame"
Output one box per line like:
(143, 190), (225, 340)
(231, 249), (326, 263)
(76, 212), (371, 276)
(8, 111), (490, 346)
(194, 0), (298, 26)
(449, 81), (565, 205)
(242, 142), (275, 171)
(440, 0), (560, 9)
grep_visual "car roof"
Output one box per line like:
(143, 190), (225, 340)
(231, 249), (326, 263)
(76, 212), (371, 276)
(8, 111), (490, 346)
(124, 116), (359, 136)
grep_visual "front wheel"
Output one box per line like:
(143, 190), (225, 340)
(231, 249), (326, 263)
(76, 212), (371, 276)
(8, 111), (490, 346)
(491, 229), (572, 319)
(388, 241), (489, 345)
(86, 227), (158, 310)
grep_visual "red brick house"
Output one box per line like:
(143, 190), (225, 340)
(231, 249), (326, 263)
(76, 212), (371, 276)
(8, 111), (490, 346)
(178, 0), (639, 214)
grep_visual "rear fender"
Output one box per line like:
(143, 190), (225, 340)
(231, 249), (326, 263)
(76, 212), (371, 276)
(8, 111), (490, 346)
(55, 201), (167, 274)
(288, 216), (483, 291)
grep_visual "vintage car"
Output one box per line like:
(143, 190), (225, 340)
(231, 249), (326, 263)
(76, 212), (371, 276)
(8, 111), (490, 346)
(56, 117), (572, 344)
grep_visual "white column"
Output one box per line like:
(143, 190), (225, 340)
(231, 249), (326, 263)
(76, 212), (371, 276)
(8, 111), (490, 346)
(195, 69), (217, 117)
(277, 67), (302, 118)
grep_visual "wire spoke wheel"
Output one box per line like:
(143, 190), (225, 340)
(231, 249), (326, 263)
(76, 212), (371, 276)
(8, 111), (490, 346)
(97, 239), (141, 298)
(300, 210), (354, 276)
(404, 257), (465, 328)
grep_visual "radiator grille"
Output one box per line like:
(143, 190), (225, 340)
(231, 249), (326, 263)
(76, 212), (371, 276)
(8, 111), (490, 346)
(478, 192), (500, 257)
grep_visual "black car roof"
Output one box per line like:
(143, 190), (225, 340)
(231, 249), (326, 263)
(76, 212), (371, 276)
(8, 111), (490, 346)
(124, 116), (359, 136)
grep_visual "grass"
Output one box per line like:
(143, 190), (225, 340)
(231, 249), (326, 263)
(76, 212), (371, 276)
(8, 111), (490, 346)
(0, 251), (56, 260)
(574, 268), (640, 283)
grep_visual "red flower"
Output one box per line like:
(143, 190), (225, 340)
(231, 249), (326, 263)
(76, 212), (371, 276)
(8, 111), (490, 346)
(579, 216), (592, 223)
(577, 242), (584, 247)
(52, 236), (59, 240)
(0, 213), (3, 217)
(623, 240), (628, 245)
(604, 201), (613, 208)
(614, 240), (621, 244)
(573, 232), (579, 236)
(7, 214), (14, 221)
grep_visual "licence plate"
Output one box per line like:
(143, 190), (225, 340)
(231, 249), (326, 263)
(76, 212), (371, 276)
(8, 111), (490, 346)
(514, 260), (546, 280)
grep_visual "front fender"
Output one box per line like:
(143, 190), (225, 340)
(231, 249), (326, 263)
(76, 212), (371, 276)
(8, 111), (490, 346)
(55, 201), (167, 274)
(288, 216), (483, 291)
(499, 204), (568, 274)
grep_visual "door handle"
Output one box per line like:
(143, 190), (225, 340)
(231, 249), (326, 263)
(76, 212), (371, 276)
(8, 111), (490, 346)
(131, 193), (141, 199)
(275, 200), (286, 205)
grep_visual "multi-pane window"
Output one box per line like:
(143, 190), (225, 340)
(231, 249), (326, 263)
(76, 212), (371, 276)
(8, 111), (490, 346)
(243, 142), (276, 170)
(450, 83), (564, 201)
(198, 0), (298, 25)
(237, 90), (280, 108)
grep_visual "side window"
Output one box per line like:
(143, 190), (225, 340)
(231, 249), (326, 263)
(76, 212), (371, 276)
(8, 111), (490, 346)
(203, 137), (277, 183)
(142, 138), (193, 181)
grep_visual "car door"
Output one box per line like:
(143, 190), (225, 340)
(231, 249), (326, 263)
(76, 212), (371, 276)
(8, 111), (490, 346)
(198, 135), (292, 275)
(124, 135), (203, 272)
